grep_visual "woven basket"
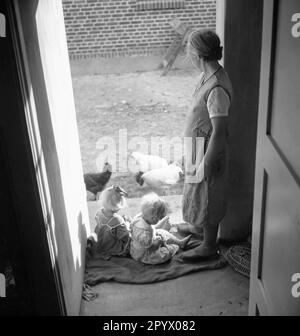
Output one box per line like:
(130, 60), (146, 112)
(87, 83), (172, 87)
(226, 243), (251, 278)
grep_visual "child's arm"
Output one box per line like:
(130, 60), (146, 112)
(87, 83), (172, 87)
(122, 215), (132, 232)
(111, 216), (130, 241)
(153, 216), (171, 231)
(87, 232), (97, 244)
(86, 232), (98, 259)
(114, 225), (130, 241)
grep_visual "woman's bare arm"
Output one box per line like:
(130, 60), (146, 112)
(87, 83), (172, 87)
(204, 116), (227, 181)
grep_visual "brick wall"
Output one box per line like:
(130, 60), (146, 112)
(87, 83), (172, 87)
(62, 0), (216, 59)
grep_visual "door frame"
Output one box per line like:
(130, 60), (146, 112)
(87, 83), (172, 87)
(247, 0), (300, 316)
(249, 0), (277, 316)
(2, 0), (66, 315)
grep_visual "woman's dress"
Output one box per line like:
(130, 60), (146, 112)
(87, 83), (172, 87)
(182, 66), (233, 230)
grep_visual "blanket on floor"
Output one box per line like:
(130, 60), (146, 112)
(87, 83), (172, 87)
(84, 251), (227, 285)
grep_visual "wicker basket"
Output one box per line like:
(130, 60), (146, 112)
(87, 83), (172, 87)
(225, 243), (251, 278)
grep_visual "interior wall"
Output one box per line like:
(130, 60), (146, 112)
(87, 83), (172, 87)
(16, 0), (90, 315)
(219, 0), (263, 240)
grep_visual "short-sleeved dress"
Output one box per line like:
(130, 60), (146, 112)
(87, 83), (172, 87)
(182, 66), (233, 230)
(89, 209), (131, 258)
(130, 216), (179, 265)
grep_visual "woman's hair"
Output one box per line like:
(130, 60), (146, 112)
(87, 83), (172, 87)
(187, 29), (223, 62)
(141, 193), (169, 225)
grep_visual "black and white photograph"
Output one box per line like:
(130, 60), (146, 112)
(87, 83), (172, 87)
(0, 0), (299, 318)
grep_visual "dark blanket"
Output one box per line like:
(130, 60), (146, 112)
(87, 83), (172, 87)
(84, 251), (227, 285)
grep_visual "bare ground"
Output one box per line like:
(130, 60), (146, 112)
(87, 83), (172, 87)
(73, 69), (199, 198)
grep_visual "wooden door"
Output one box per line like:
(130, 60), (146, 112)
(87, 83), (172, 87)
(10, 0), (90, 315)
(249, 0), (300, 315)
(0, 0), (90, 315)
(0, 1), (64, 315)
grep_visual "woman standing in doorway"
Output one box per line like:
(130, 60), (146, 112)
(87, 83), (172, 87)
(179, 30), (233, 260)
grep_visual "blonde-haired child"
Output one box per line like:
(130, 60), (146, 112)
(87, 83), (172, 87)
(130, 193), (191, 265)
(87, 185), (131, 259)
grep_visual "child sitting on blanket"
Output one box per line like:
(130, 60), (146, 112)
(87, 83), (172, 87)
(130, 193), (191, 265)
(87, 186), (131, 259)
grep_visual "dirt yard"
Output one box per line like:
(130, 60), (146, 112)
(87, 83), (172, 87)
(73, 69), (199, 198)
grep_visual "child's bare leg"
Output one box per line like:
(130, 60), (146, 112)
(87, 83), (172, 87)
(157, 229), (191, 249)
(172, 222), (204, 239)
(167, 234), (192, 249)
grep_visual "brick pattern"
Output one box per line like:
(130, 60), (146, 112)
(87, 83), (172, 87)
(62, 0), (216, 60)
(136, 0), (186, 11)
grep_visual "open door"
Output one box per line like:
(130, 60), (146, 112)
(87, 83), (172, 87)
(0, 0), (90, 315)
(249, 0), (300, 315)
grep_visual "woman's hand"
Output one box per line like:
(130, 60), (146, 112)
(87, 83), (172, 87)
(204, 161), (213, 183)
(203, 117), (227, 183)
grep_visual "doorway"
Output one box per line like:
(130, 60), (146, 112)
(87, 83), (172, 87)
(64, 0), (256, 316)
(1, 0), (266, 316)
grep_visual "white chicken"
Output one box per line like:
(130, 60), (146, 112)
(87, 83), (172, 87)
(138, 163), (183, 189)
(128, 151), (168, 174)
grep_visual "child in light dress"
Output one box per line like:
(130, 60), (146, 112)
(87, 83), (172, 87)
(87, 186), (131, 259)
(130, 193), (191, 265)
